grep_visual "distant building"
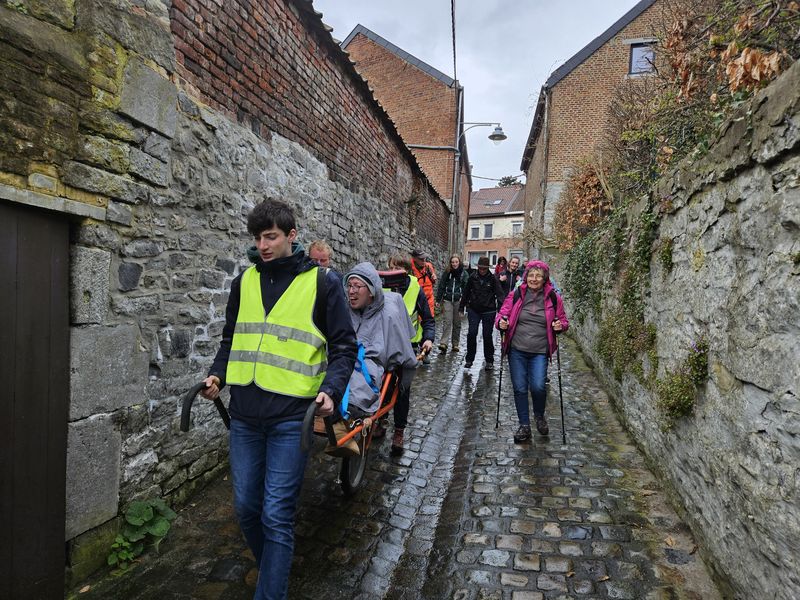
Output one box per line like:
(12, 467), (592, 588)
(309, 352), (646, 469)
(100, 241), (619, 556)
(520, 0), (664, 254)
(342, 24), (472, 252)
(464, 185), (525, 267)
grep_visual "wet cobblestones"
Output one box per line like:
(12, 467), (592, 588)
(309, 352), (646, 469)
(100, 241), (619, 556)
(69, 331), (721, 599)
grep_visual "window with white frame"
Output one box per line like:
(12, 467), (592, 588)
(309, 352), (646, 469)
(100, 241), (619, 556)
(488, 251), (497, 266)
(629, 43), (655, 75)
(512, 221), (523, 236)
(483, 223), (493, 239)
(470, 225), (479, 240)
(468, 252), (483, 267)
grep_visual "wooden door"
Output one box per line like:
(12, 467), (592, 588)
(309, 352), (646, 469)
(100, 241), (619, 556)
(0, 201), (70, 598)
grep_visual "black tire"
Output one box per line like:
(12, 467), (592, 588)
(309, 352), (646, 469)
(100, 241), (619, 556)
(339, 436), (369, 496)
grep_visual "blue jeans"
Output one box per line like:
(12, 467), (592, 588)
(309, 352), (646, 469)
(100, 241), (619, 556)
(466, 308), (496, 364)
(229, 418), (308, 600)
(507, 348), (548, 425)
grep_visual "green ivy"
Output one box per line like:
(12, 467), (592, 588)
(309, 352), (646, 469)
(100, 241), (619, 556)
(657, 337), (709, 429)
(108, 498), (177, 572)
(659, 237), (674, 275)
(564, 229), (601, 324)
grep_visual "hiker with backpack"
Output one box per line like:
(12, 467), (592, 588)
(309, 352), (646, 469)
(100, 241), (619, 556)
(495, 260), (569, 443)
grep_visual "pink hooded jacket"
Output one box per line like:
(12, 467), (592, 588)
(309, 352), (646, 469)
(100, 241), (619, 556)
(494, 260), (569, 359)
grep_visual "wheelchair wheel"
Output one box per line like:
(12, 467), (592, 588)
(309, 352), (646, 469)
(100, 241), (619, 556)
(339, 435), (369, 496)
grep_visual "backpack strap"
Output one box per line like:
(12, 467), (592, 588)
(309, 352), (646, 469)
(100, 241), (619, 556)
(313, 267), (329, 336)
(513, 287), (521, 304)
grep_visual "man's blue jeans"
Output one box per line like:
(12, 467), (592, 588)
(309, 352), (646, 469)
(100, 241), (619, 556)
(466, 308), (496, 364)
(229, 418), (308, 600)
(507, 348), (548, 425)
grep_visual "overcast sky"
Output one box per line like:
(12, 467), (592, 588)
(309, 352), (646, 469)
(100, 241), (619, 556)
(312, 0), (642, 188)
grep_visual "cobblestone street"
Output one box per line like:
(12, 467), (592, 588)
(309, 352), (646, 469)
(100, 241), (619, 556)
(70, 329), (721, 600)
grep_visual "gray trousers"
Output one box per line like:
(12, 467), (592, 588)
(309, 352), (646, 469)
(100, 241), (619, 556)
(440, 299), (462, 347)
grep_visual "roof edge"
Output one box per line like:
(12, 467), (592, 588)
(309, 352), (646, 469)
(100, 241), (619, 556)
(341, 24), (456, 87)
(545, 0), (658, 88)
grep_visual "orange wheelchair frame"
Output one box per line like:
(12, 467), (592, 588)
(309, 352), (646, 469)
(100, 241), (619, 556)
(179, 369), (403, 496)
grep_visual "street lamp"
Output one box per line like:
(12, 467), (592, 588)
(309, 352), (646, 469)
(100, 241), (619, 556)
(407, 121), (506, 254)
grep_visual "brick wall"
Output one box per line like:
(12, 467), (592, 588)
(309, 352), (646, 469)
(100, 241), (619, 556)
(344, 32), (459, 201)
(169, 0), (449, 248)
(546, 2), (664, 181)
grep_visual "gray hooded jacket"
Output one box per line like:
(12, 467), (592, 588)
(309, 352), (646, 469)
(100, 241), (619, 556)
(343, 262), (418, 414)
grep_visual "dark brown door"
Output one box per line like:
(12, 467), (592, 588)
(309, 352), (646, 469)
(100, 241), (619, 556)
(0, 201), (70, 598)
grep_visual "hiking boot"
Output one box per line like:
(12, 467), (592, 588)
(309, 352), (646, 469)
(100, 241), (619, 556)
(438, 343), (448, 352)
(324, 420), (360, 457)
(452, 345), (460, 352)
(535, 415), (549, 436)
(513, 424), (532, 443)
(371, 418), (387, 439)
(390, 428), (405, 456)
(485, 362), (494, 371)
(464, 360), (473, 369)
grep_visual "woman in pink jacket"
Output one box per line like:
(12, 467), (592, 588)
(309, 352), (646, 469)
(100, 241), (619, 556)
(495, 260), (569, 443)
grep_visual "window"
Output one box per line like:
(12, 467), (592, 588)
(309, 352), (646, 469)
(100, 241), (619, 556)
(629, 43), (655, 75)
(488, 251), (497, 266)
(470, 226), (479, 240)
(510, 250), (523, 261)
(484, 223), (493, 239)
(468, 252), (484, 267)
(512, 222), (523, 236)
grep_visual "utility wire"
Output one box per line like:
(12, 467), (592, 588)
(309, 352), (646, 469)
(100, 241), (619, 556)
(451, 0), (457, 82)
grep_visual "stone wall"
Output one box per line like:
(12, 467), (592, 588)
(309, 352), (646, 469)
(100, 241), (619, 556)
(0, 0), (449, 581)
(560, 61), (800, 599)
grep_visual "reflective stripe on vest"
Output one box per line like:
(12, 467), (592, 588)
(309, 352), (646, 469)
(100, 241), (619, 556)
(226, 267), (327, 398)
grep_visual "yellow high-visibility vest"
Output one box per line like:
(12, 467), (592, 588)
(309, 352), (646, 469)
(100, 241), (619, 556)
(226, 267), (327, 398)
(403, 275), (423, 343)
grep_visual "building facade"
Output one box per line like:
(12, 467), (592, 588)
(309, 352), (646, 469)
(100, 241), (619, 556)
(520, 0), (664, 254)
(342, 24), (473, 253)
(464, 185), (525, 267)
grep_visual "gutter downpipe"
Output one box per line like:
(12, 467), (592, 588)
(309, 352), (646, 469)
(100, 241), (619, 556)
(539, 87), (551, 259)
(451, 82), (464, 256)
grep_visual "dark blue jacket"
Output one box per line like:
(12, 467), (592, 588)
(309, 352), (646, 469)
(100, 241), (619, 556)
(209, 244), (357, 425)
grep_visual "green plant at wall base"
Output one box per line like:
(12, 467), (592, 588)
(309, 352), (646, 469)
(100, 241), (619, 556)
(108, 498), (177, 572)
(657, 337), (709, 429)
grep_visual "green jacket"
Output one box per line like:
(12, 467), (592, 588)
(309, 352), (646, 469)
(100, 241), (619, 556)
(435, 268), (469, 303)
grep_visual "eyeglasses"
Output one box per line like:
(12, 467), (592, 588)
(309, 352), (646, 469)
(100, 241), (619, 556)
(346, 283), (368, 292)
(528, 273), (545, 280)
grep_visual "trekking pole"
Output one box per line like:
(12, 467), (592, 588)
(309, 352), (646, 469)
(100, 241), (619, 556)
(495, 331), (505, 429)
(556, 344), (566, 444)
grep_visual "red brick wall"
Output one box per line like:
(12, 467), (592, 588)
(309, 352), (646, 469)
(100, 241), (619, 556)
(344, 33), (459, 200)
(169, 0), (449, 248)
(546, 1), (664, 181)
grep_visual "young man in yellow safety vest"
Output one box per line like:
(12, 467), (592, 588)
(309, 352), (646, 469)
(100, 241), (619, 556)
(201, 199), (356, 600)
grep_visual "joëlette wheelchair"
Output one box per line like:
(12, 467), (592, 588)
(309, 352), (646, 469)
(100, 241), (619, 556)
(180, 368), (402, 496)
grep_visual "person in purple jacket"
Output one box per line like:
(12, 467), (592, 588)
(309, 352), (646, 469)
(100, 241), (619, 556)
(496, 260), (569, 443)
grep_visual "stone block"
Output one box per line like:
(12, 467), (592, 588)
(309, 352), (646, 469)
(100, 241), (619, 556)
(69, 324), (149, 419)
(70, 245), (110, 324)
(118, 262), (143, 291)
(65, 414), (121, 540)
(106, 200), (132, 226)
(28, 172), (58, 193)
(63, 160), (149, 204)
(78, 134), (130, 173)
(129, 146), (169, 186)
(77, 0), (175, 72)
(119, 57), (177, 138)
(143, 131), (171, 161)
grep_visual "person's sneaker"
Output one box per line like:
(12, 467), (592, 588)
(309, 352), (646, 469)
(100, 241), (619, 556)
(485, 362), (494, 371)
(513, 424), (532, 443)
(535, 415), (549, 436)
(390, 428), (405, 456)
(438, 343), (448, 352)
(464, 360), (473, 368)
(324, 420), (360, 457)
(452, 345), (460, 352)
